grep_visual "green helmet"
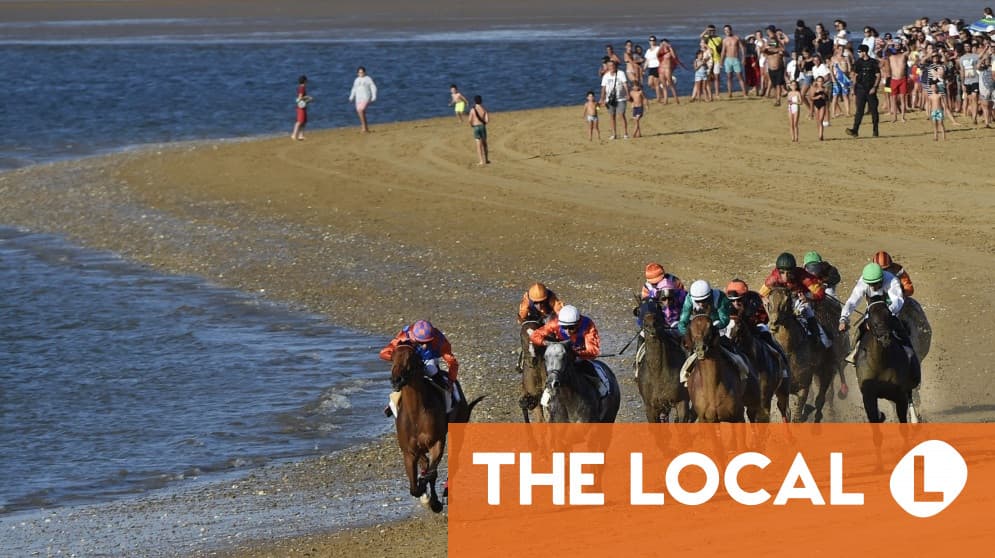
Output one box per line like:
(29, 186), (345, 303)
(775, 252), (797, 270)
(803, 251), (823, 266)
(862, 262), (884, 284)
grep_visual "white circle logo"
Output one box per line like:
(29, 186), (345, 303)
(889, 440), (968, 518)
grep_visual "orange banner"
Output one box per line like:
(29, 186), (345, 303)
(449, 424), (995, 557)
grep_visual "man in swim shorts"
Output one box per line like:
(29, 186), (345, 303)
(763, 27), (787, 106)
(721, 24), (747, 97)
(449, 84), (469, 123)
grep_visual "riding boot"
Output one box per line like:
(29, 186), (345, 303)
(808, 317), (832, 348)
(760, 330), (791, 378)
(845, 328), (863, 364)
(634, 333), (645, 378)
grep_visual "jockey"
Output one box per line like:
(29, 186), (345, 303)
(677, 280), (752, 382)
(838, 263), (907, 364)
(379, 320), (460, 417)
(517, 282), (564, 324)
(872, 251), (914, 297)
(529, 304), (600, 360)
(803, 251), (842, 297)
(636, 276), (686, 328)
(725, 279), (790, 378)
(758, 252), (833, 348)
(641, 262), (685, 300)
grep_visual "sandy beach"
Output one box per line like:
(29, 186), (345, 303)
(1, 91), (993, 555)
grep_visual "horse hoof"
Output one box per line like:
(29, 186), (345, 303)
(430, 498), (444, 513)
(838, 384), (849, 400)
(878, 411), (886, 423)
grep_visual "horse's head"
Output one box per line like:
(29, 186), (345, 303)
(638, 298), (668, 339)
(543, 341), (574, 398)
(765, 287), (794, 329)
(390, 343), (425, 390)
(687, 314), (718, 359)
(865, 296), (894, 348)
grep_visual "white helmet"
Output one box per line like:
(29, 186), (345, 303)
(558, 305), (580, 326)
(689, 280), (712, 302)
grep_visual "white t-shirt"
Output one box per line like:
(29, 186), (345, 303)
(947, 23), (958, 36)
(646, 45), (661, 68)
(812, 63), (831, 80)
(600, 71), (629, 98)
(835, 29), (850, 46)
(862, 36), (877, 58)
(349, 75), (377, 103)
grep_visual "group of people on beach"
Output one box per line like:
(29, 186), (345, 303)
(589, 8), (995, 142)
(292, 67), (378, 140)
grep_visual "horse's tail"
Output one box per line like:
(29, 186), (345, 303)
(466, 395), (486, 422)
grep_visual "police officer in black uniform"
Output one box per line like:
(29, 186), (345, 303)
(846, 44), (881, 138)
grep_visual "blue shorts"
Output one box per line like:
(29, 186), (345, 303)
(723, 57), (742, 74)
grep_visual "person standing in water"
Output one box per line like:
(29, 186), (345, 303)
(468, 95), (490, 165)
(348, 66), (377, 133)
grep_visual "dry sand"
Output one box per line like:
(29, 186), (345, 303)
(1, 97), (994, 556)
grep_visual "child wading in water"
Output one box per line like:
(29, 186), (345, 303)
(292, 75), (313, 141)
(929, 84), (946, 141)
(787, 80), (802, 142)
(629, 82), (646, 137)
(583, 91), (601, 141)
(449, 84), (469, 123)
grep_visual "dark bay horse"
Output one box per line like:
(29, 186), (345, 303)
(542, 342), (620, 423)
(855, 297), (920, 423)
(390, 343), (483, 512)
(766, 287), (835, 423)
(685, 314), (744, 422)
(636, 299), (689, 423)
(518, 320), (547, 423)
(726, 316), (788, 422)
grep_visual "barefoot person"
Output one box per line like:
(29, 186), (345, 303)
(449, 84), (469, 123)
(929, 83), (946, 140)
(629, 82), (646, 137)
(292, 75), (312, 141)
(763, 26), (787, 106)
(888, 42), (910, 122)
(787, 80), (801, 141)
(600, 60), (630, 139)
(809, 75), (829, 140)
(721, 25), (747, 97)
(583, 91), (601, 141)
(645, 35), (662, 100)
(348, 66), (377, 133)
(468, 95), (489, 165)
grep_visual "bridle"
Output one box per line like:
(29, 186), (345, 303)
(391, 343), (424, 391)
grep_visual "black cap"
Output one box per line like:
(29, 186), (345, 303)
(858, 44), (870, 52)
(797, 20), (805, 27)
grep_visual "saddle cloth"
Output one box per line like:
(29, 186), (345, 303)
(590, 360), (612, 397)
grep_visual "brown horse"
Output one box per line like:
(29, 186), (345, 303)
(726, 316), (789, 422)
(815, 295), (851, 401)
(765, 287), (836, 422)
(390, 343), (483, 512)
(636, 298), (690, 423)
(855, 297), (920, 423)
(685, 314), (744, 422)
(518, 320), (547, 423)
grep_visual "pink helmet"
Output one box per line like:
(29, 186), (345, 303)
(409, 320), (435, 343)
(657, 277), (679, 299)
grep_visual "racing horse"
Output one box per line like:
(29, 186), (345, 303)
(725, 315), (789, 422)
(635, 298), (690, 423)
(542, 341), (620, 423)
(766, 287), (836, 422)
(854, 296), (920, 423)
(684, 314), (744, 422)
(390, 343), (484, 512)
(518, 319), (548, 423)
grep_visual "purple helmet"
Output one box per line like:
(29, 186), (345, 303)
(409, 320), (435, 343)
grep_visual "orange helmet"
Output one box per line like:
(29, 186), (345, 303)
(528, 282), (549, 302)
(873, 251), (893, 268)
(645, 262), (666, 284)
(725, 279), (749, 300)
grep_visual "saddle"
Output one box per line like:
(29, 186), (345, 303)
(577, 360), (613, 398)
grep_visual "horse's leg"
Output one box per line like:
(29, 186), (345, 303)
(792, 382), (811, 423)
(424, 439), (446, 513)
(812, 371), (832, 423)
(862, 387), (884, 423)
(644, 401), (661, 423)
(895, 391), (909, 424)
(404, 450), (421, 498)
